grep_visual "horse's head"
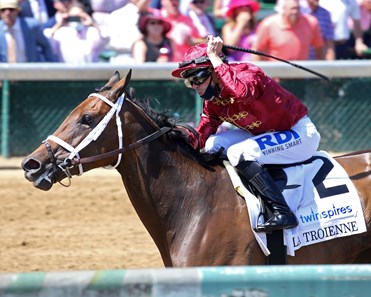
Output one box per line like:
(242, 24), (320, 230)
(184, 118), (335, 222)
(21, 70), (132, 191)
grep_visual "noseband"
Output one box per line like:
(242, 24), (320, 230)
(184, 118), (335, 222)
(42, 93), (172, 187)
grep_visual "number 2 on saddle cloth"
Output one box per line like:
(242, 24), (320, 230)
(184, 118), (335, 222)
(242, 156), (349, 231)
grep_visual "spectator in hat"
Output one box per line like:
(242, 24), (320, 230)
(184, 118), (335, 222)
(221, 0), (260, 61)
(0, 0), (56, 62)
(132, 11), (175, 62)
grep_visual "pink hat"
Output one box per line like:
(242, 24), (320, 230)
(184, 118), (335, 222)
(226, 0), (260, 18)
(138, 10), (172, 35)
(171, 44), (227, 78)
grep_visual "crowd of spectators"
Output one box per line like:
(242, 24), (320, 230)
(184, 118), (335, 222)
(0, 0), (370, 64)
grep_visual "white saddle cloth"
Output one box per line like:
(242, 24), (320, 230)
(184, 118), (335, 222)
(224, 150), (367, 256)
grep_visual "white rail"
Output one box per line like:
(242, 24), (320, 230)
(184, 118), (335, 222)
(0, 265), (370, 297)
(0, 60), (371, 81)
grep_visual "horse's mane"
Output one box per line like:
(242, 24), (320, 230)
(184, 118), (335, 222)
(128, 90), (209, 164)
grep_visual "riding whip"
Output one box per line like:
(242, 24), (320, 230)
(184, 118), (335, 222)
(223, 44), (330, 82)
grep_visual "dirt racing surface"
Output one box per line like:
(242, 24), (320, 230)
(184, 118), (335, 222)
(0, 158), (163, 273)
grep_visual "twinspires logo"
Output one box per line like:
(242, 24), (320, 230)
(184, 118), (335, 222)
(300, 204), (353, 224)
(255, 130), (302, 156)
(292, 202), (362, 248)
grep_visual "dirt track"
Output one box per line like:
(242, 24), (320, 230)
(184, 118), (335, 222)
(0, 158), (163, 273)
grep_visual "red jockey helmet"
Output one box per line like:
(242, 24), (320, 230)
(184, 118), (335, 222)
(171, 43), (227, 78)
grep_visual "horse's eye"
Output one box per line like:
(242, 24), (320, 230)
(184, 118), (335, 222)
(81, 114), (94, 126)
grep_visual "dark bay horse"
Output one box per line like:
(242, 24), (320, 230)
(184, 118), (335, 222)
(21, 71), (371, 266)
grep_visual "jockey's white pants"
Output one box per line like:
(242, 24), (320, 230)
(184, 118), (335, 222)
(203, 116), (321, 166)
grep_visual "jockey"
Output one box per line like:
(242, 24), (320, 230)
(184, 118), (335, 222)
(171, 35), (321, 232)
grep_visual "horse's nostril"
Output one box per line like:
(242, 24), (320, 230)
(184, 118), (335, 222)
(22, 158), (41, 171)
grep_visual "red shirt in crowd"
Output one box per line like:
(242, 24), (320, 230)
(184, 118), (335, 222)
(254, 13), (324, 61)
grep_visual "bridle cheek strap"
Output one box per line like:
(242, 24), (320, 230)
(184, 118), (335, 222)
(45, 93), (125, 177)
(103, 93), (124, 170)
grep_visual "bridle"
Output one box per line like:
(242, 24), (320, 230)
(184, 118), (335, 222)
(42, 92), (172, 187)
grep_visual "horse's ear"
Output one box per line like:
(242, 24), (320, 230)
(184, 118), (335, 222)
(105, 71), (121, 88)
(122, 69), (132, 92)
(109, 69), (132, 101)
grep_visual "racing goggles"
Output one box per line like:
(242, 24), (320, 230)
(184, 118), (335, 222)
(183, 68), (212, 88)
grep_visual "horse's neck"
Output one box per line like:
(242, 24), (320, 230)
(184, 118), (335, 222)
(119, 102), (201, 217)
(119, 146), (201, 220)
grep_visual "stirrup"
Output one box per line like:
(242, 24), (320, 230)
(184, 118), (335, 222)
(254, 223), (286, 233)
(254, 217), (298, 233)
(253, 211), (268, 233)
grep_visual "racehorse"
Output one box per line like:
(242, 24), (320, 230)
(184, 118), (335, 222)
(21, 70), (371, 266)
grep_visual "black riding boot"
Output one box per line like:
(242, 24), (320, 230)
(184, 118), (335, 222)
(236, 161), (298, 232)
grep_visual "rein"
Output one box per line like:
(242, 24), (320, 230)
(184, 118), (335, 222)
(71, 126), (172, 165)
(42, 92), (173, 187)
